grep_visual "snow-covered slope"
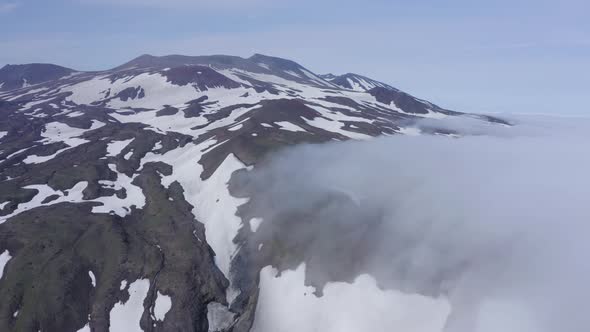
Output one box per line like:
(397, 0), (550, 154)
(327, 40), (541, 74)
(0, 53), (508, 332)
(320, 72), (394, 92)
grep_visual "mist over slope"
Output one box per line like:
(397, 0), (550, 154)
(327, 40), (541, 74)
(243, 115), (590, 332)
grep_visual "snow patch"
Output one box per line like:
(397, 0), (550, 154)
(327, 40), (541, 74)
(66, 111), (85, 118)
(284, 70), (302, 78)
(91, 164), (145, 217)
(23, 147), (72, 164)
(398, 127), (422, 136)
(0, 164), (145, 223)
(250, 217), (263, 232)
(347, 78), (365, 92)
(257, 63), (270, 70)
(153, 291), (172, 321)
(76, 323), (90, 332)
(0, 250), (12, 280)
(106, 138), (134, 157)
(0, 182), (88, 224)
(192, 153), (248, 279)
(305, 116), (372, 140)
(89, 271), (96, 287)
(275, 121), (307, 133)
(207, 302), (235, 332)
(141, 145), (247, 302)
(109, 279), (150, 332)
(252, 264), (451, 332)
(28, 120), (106, 162)
(228, 123), (243, 131)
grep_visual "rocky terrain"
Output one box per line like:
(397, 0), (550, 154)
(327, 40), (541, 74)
(0, 53), (507, 332)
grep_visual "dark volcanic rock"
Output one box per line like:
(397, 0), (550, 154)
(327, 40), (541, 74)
(114, 86), (145, 101)
(163, 66), (242, 91)
(0, 63), (74, 91)
(370, 86), (439, 115)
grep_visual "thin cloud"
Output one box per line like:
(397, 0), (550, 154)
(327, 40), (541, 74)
(0, 1), (19, 13)
(77, 0), (282, 9)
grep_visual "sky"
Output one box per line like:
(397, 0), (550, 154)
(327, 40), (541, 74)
(0, 0), (588, 115)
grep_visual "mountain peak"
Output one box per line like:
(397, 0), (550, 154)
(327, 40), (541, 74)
(114, 53), (248, 71)
(248, 53), (305, 71)
(0, 63), (75, 91)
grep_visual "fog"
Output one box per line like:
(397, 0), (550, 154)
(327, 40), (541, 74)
(246, 114), (590, 332)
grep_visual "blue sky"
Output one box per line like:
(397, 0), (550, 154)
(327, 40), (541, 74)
(1, 0), (588, 115)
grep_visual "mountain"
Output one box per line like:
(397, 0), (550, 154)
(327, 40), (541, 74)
(0, 63), (76, 91)
(0, 53), (507, 332)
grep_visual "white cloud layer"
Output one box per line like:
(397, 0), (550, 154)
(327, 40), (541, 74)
(247, 114), (590, 332)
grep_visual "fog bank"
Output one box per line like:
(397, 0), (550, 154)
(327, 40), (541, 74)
(248, 115), (590, 332)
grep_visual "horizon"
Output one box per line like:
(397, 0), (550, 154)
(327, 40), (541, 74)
(0, 52), (395, 81)
(1, 0), (588, 115)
